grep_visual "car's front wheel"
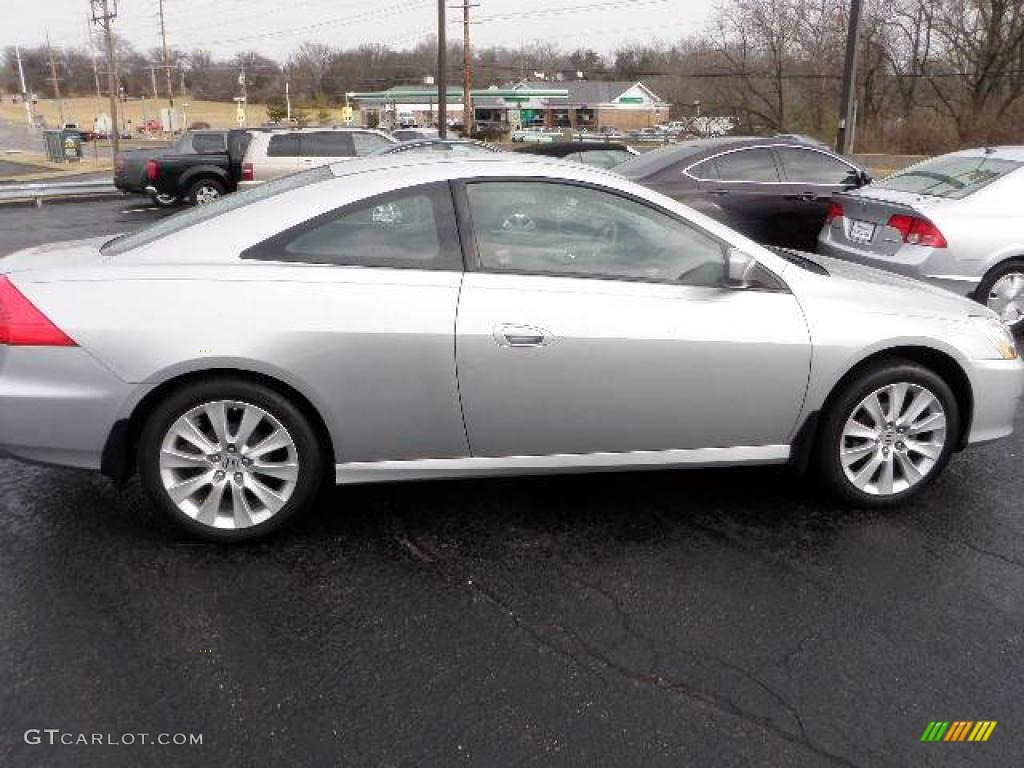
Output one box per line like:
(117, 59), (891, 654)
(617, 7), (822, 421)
(189, 178), (225, 206)
(816, 361), (958, 506)
(138, 378), (323, 542)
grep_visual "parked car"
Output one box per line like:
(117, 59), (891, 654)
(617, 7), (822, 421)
(391, 128), (439, 142)
(513, 141), (639, 170)
(511, 127), (562, 143)
(370, 138), (501, 157)
(775, 133), (832, 151)
(237, 128), (396, 189)
(114, 144), (181, 208)
(618, 137), (871, 251)
(145, 128), (257, 206)
(1, 155), (1019, 542)
(818, 147), (1024, 332)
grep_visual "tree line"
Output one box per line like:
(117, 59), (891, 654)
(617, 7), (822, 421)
(3, 0), (1023, 153)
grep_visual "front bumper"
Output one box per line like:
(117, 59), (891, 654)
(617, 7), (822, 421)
(818, 228), (981, 297)
(965, 358), (1024, 445)
(0, 347), (134, 471)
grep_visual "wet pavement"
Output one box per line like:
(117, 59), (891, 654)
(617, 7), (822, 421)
(1, 199), (1022, 767)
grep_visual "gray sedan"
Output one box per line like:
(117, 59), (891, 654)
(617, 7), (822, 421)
(818, 146), (1024, 331)
(1, 155), (1021, 541)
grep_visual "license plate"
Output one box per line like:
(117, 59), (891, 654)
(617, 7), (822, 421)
(849, 220), (876, 243)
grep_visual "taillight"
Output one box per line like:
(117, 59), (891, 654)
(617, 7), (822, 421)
(887, 214), (947, 248)
(825, 201), (844, 224)
(145, 159), (159, 181)
(0, 277), (77, 347)
(241, 162), (253, 182)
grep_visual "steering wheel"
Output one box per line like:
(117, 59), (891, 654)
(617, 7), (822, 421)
(501, 212), (536, 233)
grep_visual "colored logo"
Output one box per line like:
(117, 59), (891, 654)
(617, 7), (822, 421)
(921, 721), (997, 742)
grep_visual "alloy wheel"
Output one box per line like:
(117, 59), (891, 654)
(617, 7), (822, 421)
(839, 382), (947, 496)
(158, 400), (299, 529)
(193, 185), (221, 205)
(986, 272), (1024, 326)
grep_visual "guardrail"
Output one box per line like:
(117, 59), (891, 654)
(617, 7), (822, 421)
(0, 179), (119, 206)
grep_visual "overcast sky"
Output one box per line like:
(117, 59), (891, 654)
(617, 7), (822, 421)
(8, 0), (717, 61)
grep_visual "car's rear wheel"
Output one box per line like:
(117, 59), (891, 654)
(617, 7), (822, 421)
(816, 361), (958, 507)
(138, 378), (323, 542)
(976, 260), (1024, 333)
(149, 191), (180, 208)
(189, 178), (225, 206)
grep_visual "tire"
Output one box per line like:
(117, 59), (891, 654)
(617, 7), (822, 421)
(815, 360), (959, 507)
(188, 178), (225, 206)
(975, 260), (1024, 334)
(138, 377), (324, 542)
(149, 191), (180, 208)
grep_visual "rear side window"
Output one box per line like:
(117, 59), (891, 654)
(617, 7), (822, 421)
(192, 133), (226, 153)
(301, 132), (355, 157)
(267, 134), (301, 157)
(712, 148), (781, 182)
(579, 149), (633, 169)
(776, 147), (860, 185)
(874, 155), (1023, 199)
(352, 133), (392, 155)
(242, 182), (462, 270)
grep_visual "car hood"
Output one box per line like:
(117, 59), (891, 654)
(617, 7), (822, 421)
(0, 236), (112, 275)
(798, 251), (983, 321)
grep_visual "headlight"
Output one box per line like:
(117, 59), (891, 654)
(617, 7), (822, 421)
(971, 315), (1019, 360)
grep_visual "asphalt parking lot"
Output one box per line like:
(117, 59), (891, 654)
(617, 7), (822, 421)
(1, 197), (1022, 767)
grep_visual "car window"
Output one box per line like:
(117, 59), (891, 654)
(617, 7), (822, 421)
(579, 149), (633, 169)
(873, 155), (1023, 199)
(352, 133), (393, 156)
(267, 134), (301, 157)
(191, 133), (226, 153)
(301, 132), (355, 158)
(712, 148), (780, 182)
(243, 182), (461, 270)
(102, 166), (333, 256)
(688, 157), (721, 180)
(465, 181), (727, 285)
(776, 147), (859, 185)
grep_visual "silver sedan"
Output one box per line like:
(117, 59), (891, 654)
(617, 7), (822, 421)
(818, 146), (1024, 331)
(1, 155), (1021, 541)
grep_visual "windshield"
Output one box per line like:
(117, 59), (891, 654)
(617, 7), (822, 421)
(101, 166), (333, 256)
(874, 154), (1022, 199)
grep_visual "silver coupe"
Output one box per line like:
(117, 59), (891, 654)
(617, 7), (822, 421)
(1, 155), (1021, 541)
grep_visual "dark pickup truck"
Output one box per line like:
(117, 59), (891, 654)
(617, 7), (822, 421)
(144, 128), (255, 206)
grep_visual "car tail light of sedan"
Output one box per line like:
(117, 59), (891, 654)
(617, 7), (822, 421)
(241, 162), (254, 182)
(0, 277), (77, 347)
(887, 214), (948, 248)
(145, 159), (159, 182)
(825, 201), (844, 224)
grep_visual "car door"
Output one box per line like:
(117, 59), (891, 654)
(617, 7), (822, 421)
(241, 181), (468, 463)
(258, 133), (302, 182)
(774, 146), (865, 250)
(299, 131), (356, 170)
(454, 179), (811, 459)
(688, 147), (790, 244)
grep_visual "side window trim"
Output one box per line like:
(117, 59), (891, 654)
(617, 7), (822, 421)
(683, 143), (848, 185)
(450, 177), (788, 292)
(775, 145), (860, 186)
(240, 181), (464, 271)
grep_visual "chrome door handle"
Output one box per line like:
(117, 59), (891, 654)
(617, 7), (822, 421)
(493, 323), (552, 348)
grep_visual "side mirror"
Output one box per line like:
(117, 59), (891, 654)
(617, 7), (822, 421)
(726, 248), (758, 288)
(859, 170), (873, 186)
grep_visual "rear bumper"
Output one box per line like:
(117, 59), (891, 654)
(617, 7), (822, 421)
(0, 347), (133, 471)
(236, 180), (264, 190)
(965, 358), (1024, 445)
(818, 228), (981, 297)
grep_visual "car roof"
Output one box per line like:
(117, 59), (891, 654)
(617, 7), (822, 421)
(325, 152), (615, 181)
(514, 141), (631, 155)
(930, 146), (1024, 161)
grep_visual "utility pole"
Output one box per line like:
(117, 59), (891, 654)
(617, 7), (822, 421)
(46, 33), (66, 126)
(158, 0), (174, 106)
(90, 0), (121, 157)
(15, 45), (34, 127)
(835, 0), (864, 155)
(450, 1), (478, 136)
(285, 78), (291, 122)
(437, 0), (447, 138)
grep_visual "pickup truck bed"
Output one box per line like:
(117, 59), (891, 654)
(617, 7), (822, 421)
(147, 129), (254, 206)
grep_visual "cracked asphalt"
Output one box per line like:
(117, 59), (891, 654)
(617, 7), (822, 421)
(1, 198), (1022, 767)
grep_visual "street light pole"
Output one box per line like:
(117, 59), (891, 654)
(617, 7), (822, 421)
(835, 0), (864, 155)
(437, 0), (447, 138)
